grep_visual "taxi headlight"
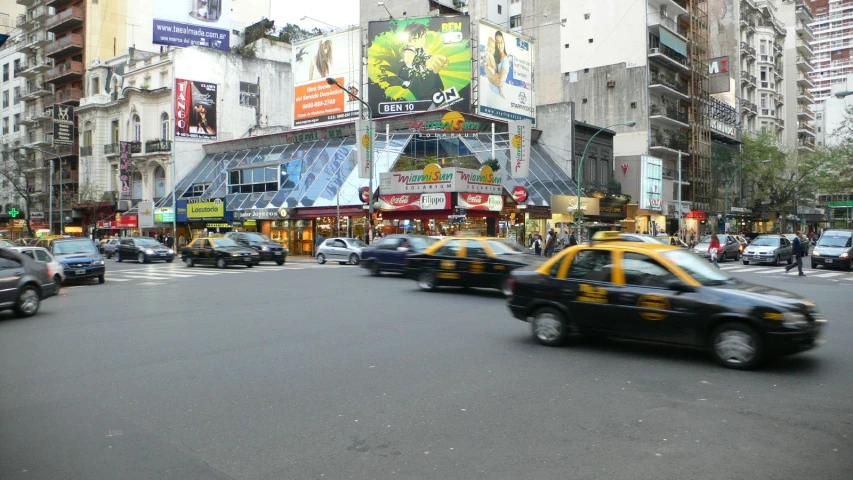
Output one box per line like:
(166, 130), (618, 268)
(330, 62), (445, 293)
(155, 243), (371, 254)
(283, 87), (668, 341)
(144, 249), (155, 254)
(232, 253), (242, 257)
(782, 312), (809, 328)
(261, 245), (269, 251)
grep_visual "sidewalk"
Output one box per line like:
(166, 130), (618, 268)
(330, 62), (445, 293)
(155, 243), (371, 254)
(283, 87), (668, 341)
(287, 256), (318, 264)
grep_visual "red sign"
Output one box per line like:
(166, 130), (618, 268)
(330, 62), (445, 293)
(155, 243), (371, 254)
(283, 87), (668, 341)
(175, 79), (191, 137)
(360, 186), (371, 203)
(29, 218), (46, 227)
(378, 193), (449, 211)
(116, 215), (138, 228)
(458, 193), (504, 211)
(685, 210), (706, 220)
(511, 185), (528, 203)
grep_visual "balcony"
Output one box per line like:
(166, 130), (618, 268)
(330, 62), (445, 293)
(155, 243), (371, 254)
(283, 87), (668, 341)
(45, 60), (83, 83)
(45, 33), (83, 58)
(649, 134), (690, 156)
(796, 89), (815, 105)
(648, 44), (689, 71)
(56, 87), (83, 104)
(795, 4), (814, 23)
(21, 107), (52, 126)
(79, 145), (93, 157)
(797, 122), (815, 136)
(649, 72), (689, 99)
(798, 138), (815, 151)
(776, 117), (785, 128)
(24, 133), (53, 148)
(798, 106), (815, 120)
(16, 0), (40, 6)
(25, 5), (52, 24)
(21, 83), (54, 100)
(129, 141), (142, 154)
(45, 5), (84, 33)
(796, 22), (814, 41)
(741, 42), (756, 59)
(775, 94), (784, 105)
(796, 56), (814, 73)
(145, 139), (172, 153)
(797, 72), (815, 88)
(647, 13), (688, 41)
(18, 32), (53, 52)
(740, 71), (757, 87)
(104, 143), (120, 156)
(649, 104), (689, 128)
(796, 40), (813, 57)
(17, 56), (52, 77)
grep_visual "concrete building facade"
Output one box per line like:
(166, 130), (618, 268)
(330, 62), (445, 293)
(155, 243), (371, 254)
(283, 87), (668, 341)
(809, 0), (852, 103)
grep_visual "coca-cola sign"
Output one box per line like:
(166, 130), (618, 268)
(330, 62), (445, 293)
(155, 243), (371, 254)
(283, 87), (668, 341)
(378, 193), (451, 211)
(512, 186), (528, 203)
(360, 186), (371, 203)
(458, 193), (504, 211)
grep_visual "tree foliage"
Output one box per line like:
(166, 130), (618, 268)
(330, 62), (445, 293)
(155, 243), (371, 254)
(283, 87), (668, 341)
(0, 140), (40, 235)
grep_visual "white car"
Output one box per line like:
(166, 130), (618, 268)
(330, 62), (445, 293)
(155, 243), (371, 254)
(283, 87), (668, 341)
(316, 237), (366, 265)
(10, 246), (65, 288)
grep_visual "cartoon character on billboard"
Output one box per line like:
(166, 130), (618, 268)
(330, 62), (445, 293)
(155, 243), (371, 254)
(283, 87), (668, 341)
(399, 23), (448, 99)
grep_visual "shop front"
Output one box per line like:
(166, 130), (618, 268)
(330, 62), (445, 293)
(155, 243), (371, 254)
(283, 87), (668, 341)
(632, 155), (665, 235)
(176, 198), (233, 239)
(96, 213), (139, 237)
(545, 195), (627, 243)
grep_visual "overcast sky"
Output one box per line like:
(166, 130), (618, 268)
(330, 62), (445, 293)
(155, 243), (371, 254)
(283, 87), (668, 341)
(271, 0), (361, 31)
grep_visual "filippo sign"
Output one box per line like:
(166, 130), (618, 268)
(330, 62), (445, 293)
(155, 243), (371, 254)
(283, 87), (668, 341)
(378, 193), (450, 211)
(457, 193), (503, 212)
(379, 165), (503, 195)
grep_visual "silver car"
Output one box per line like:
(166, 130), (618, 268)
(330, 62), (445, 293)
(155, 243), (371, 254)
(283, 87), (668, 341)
(316, 237), (367, 265)
(784, 234), (810, 255)
(99, 238), (120, 258)
(10, 246), (65, 289)
(742, 235), (794, 266)
(693, 234), (742, 262)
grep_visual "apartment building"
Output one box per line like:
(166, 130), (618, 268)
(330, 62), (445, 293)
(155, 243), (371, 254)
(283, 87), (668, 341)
(809, 0), (853, 103)
(779, 0), (817, 152)
(0, 23), (28, 234)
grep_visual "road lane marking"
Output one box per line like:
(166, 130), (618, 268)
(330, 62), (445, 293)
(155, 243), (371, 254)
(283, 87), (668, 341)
(811, 272), (845, 278)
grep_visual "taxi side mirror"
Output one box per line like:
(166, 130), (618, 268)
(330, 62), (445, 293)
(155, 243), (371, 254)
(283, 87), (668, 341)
(665, 278), (695, 293)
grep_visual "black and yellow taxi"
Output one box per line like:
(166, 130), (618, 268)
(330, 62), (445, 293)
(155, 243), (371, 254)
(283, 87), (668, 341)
(180, 235), (259, 268)
(506, 231), (827, 369)
(407, 236), (545, 295)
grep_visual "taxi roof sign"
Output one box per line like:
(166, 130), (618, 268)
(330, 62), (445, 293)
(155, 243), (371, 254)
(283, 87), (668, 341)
(592, 231), (623, 241)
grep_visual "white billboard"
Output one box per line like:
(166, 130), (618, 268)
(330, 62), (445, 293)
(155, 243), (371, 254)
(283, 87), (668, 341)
(477, 21), (535, 122)
(152, 0), (232, 51)
(292, 28), (362, 127)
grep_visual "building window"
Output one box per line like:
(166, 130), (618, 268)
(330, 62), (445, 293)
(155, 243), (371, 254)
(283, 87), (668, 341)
(111, 120), (119, 144)
(510, 15), (522, 28)
(160, 113), (170, 140)
(154, 166), (166, 198)
(83, 123), (93, 147)
(2, 117), (7, 135)
(132, 114), (141, 142)
(228, 166), (279, 194)
(13, 60), (20, 78)
(240, 82), (259, 107)
(13, 114), (19, 132)
(2, 64), (7, 82)
(132, 172), (143, 199)
(497, 4), (502, 14)
(92, 77), (100, 96)
(2, 91), (7, 108)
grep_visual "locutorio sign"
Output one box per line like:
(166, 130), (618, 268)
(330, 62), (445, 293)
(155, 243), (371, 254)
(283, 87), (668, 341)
(379, 164), (503, 195)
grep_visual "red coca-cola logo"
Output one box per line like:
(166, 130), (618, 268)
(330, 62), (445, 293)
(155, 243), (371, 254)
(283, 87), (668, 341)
(360, 186), (370, 203)
(389, 195), (414, 205)
(466, 194), (484, 204)
(512, 186), (528, 203)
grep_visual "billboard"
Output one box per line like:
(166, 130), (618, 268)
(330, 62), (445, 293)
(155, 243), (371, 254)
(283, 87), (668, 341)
(119, 142), (132, 200)
(292, 28), (361, 127)
(367, 16), (471, 117)
(379, 165), (503, 195)
(477, 22), (535, 122)
(175, 79), (218, 140)
(138, 201), (155, 229)
(152, 0), (231, 51)
(507, 120), (531, 178)
(52, 104), (75, 146)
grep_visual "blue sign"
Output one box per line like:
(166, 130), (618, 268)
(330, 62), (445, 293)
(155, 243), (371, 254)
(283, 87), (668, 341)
(176, 199), (188, 222)
(152, 20), (230, 52)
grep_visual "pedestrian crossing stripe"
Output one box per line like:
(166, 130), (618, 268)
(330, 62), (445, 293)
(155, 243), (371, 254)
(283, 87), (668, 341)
(811, 272), (844, 278)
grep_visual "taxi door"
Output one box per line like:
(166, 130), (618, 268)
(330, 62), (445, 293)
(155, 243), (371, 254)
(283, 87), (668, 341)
(462, 240), (492, 288)
(610, 251), (699, 343)
(199, 239), (213, 264)
(431, 239), (465, 286)
(557, 249), (620, 334)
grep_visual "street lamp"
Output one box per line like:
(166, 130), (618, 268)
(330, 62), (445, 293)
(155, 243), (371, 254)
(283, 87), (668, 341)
(575, 121), (637, 234)
(377, 1), (393, 18)
(724, 159), (771, 233)
(326, 77), (374, 243)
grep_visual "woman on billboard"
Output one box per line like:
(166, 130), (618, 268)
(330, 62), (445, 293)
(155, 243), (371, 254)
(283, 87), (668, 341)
(486, 31), (511, 98)
(309, 40), (333, 80)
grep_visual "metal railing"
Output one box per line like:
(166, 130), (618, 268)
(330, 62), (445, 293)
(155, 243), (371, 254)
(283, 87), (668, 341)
(650, 13), (688, 37)
(798, 122), (815, 133)
(648, 44), (689, 67)
(79, 145), (93, 156)
(129, 141), (142, 154)
(649, 104), (689, 124)
(45, 33), (83, 56)
(145, 139), (172, 153)
(797, 89), (815, 100)
(649, 72), (688, 94)
(650, 136), (689, 152)
(45, 6), (84, 31)
(104, 143), (120, 155)
(56, 88), (83, 103)
(798, 106), (815, 117)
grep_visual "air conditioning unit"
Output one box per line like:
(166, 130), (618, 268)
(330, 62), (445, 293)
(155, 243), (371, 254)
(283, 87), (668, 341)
(607, 80), (616, 88)
(117, 200), (132, 211)
(650, 48), (660, 55)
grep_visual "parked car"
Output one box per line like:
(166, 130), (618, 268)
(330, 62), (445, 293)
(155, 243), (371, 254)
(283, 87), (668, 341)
(0, 247), (58, 317)
(811, 229), (853, 271)
(742, 235), (794, 266)
(10, 246), (65, 289)
(47, 237), (106, 284)
(12, 238), (36, 246)
(99, 238), (120, 258)
(360, 234), (437, 275)
(784, 234), (810, 256)
(0, 240), (13, 247)
(115, 237), (175, 263)
(693, 234), (742, 262)
(225, 232), (287, 265)
(316, 238), (367, 265)
(180, 237), (259, 268)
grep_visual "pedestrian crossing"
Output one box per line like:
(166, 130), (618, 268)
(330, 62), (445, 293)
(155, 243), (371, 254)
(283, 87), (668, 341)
(101, 261), (349, 284)
(718, 263), (853, 281)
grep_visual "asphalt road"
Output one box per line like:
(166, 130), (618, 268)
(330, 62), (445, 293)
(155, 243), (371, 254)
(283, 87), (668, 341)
(1, 258), (851, 480)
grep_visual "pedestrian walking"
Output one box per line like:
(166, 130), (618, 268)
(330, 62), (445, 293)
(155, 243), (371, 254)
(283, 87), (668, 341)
(785, 230), (805, 276)
(533, 234), (542, 256)
(708, 233), (721, 268)
(544, 229), (556, 257)
(165, 234), (173, 248)
(569, 230), (579, 247)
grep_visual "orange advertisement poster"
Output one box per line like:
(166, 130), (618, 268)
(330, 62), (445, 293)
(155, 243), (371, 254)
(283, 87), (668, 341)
(294, 78), (346, 122)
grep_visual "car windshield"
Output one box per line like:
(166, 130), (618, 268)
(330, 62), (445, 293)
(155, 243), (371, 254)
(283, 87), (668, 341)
(487, 239), (527, 255)
(662, 249), (734, 286)
(346, 239), (368, 248)
(52, 239), (99, 255)
(697, 235), (712, 244)
(211, 238), (239, 248)
(817, 233), (852, 248)
(245, 233), (273, 243)
(408, 237), (437, 250)
(750, 237), (779, 247)
(654, 237), (671, 245)
(135, 238), (162, 246)
(0, 240), (12, 247)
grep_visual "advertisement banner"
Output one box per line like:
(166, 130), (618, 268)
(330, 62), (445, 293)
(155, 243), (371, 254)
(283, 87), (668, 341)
(378, 193), (450, 211)
(154, 207), (175, 223)
(232, 207), (290, 220)
(507, 119), (531, 178)
(117, 215), (138, 229)
(640, 155), (663, 211)
(292, 28), (361, 127)
(52, 104), (75, 146)
(367, 16), (471, 117)
(379, 165), (503, 195)
(187, 199), (225, 219)
(457, 193), (504, 211)
(138, 201), (155, 229)
(455, 166), (503, 195)
(477, 22), (535, 122)
(175, 79), (218, 139)
(356, 119), (373, 179)
(119, 142), (132, 200)
(152, 0), (231, 51)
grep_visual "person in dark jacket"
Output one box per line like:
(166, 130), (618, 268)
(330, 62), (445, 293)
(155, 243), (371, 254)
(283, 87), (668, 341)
(785, 230), (805, 276)
(569, 230), (579, 246)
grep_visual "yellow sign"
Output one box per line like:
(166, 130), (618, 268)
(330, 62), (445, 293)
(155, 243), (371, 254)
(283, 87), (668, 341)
(64, 226), (83, 233)
(188, 200), (225, 219)
(244, 220), (257, 226)
(115, 213), (121, 222)
(637, 295), (670, 321)
(437, 272), (460, 280)
(206, 223), (231, 228)
(577, 284), (608, 303)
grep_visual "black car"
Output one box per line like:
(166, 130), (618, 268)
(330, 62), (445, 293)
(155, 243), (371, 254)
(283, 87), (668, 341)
(0, 248), (58, 317)
(507, 241), (826, 369)
(225, 232), (287, 265)
(811, 229), (853, 271)
(180, 237), (260, 268)
(360, 234), (437, 275)
(49, 237), (106, 284)
(114, 237), (175, 263)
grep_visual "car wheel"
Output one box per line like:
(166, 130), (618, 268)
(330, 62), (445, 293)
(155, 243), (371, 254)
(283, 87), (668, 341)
(742, 260), (749, 266)
(186, 257), (194, 268)
(317, 253), (326, 265)
(417, 268), (437, 291)
(138, 252), (147, 264)
(115, 251), (121, 262)
(98, 275), (105, 284)
(276, 259), (285, 266)
(53, 274), (62, 291)
(216, 258), (227, 269)
(349, 254), (359, 265)
(772, 255), (779, 267)
(14, 286), (40, 318)
(531, 308), (578, 347)
(106, 252), (112, 259)
(710, 322), (764, 370)
(370, 261), (381, 276)
(247, 263), (253, 268)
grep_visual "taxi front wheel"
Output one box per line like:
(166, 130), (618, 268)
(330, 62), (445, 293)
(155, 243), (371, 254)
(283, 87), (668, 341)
(417, 268), (437, 291)
(531, 308), (578, 347)
(710, 322), (765, 370)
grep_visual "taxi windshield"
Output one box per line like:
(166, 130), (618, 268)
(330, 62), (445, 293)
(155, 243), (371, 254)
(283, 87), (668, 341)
(487, 239), (527, 255)
(211, 238), (238, 248)
(661, 249), (733, 286)
(750, 237), (779, 247)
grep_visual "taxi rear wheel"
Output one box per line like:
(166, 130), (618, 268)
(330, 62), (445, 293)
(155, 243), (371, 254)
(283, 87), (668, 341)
(186, 257), (194, 268)
(216, 258), (227, 269)
(710, 323), (764, 370)
(417, 268), (437, 291)
(531, 308), (576, 347)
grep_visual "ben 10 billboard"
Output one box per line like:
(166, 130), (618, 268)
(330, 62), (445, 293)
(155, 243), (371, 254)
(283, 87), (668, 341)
(367, 16), (472, 117)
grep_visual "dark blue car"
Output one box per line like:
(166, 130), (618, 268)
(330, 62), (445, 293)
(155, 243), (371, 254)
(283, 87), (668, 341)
(361, 235), (437, 276)
(49, 237), (106, 284)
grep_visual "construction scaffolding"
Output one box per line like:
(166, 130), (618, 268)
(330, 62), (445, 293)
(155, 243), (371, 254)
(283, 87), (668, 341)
(687, 0), (712, 214)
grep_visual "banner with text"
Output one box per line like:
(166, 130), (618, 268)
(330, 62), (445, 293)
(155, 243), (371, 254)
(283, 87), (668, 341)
(152, 0), (231, 51)
(175, 79), (218, 140)
(292, 28), (361, 127)
(379, 165), (503, 195)
(477, 21), (535, 122)
(356, 119), (373, 179)
(378, 193), (450, 211)
(507, 119), (531, 178)
(119, 142), (131, 200)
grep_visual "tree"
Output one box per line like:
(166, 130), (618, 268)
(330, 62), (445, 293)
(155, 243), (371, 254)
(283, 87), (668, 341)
(278, 23), (324, 45)
(0, 140), (41, 236)
(818, 105), (853, 195)
(74, 179), (115, 234)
